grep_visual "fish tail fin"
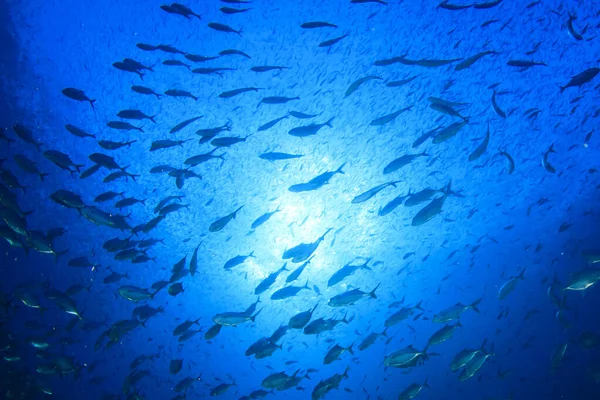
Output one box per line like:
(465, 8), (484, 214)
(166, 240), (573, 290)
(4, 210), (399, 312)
(471, 297), (483, 313)
(559, 85), (566, 93)
(382, 327), (389, 337)
(89, 100), (96, 111)
(304, 280), (310, 289)
(250, 308), (262, 322)
(336, 163), (346, 174)
(150, 115), (157, 124)
(326, 117), (335, 127)
(415, 300), (424, 311)
(39, 173), (49, 181)
(342, 312), (349, 324)
(369, 283), (380, 299)
(549, 143), (556, 153)
(518, 267), (527, 280)
(347, 342), (355, 355)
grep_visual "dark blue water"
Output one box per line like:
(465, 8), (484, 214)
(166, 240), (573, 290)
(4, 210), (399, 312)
(1, 0), (600, 399)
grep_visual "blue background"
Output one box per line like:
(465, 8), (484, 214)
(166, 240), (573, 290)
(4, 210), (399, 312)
(1, 0), (600, 398)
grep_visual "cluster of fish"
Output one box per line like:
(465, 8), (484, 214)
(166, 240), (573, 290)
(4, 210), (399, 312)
(1, 0), (600, 399)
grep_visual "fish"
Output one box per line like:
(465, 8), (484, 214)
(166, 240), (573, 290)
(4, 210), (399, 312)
(324, 343), (354, 364)
(283, 228), (333, 263)
(255, 264), (289, 295)
(566, 13), (584, 41)
(432, 121), (468, 144)
(220, 6), (252, 14)
(301, 21), (337, 29)
(258, 115), (288, 132)
(251, 206), (282, 229)
(319, 34), (349, 48)
(328, 284), (379, 307)
(62, 88), (96, 110)
(271, 280), (311, 300)
(288, 164), (345, 192)
(223, 252), (255, 270)
(164, 89), (197, 101)
(498, 268), (526, 300)
(259, 152), (304, 161)
(542, 143), (556, 173)
(384, 345), (428, 368)
(208, 22), (242, 36)
(170, 116), (202, 134)
(219, 49), (251, 58)
(345, 76), (382, 97)
(209, 206), (244, 232)
(468, 121), (491, 162)
(64, 124), (96, 139)
(370, 106), (412, 126)
(506, 60), (547, 68)
(288, 118), (334, 137)
(131, 85), (162, 98)
(491, 90), (506, 118)
(498, 149), (515, 174)
(162, 59), (191, 70)
(352, 181), (400, 203)
(219, 87), (260, 98)
(397, 379), (430, 400)
(260, 96), (300, 105)
(328, 258), (372, 287)
(560, 68), (600, 93)
(383, 153), (428, 174)
(378, 193), (408, 216)
(455, 50), (498, 71)
(433, 298), (482, 323)
(563, 269), (600, 292)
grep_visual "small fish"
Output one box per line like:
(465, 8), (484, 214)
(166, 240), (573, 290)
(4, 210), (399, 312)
(165, 89), (197, 101)
(208, 22), (242, 36)
(319, 34), (349, 48)
(301, 21), (337, 29)
(62, 88), (96, 110)
(542, 143), (556, 173)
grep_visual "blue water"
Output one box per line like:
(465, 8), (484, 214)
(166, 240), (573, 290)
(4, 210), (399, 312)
(1, 0), (600, 398)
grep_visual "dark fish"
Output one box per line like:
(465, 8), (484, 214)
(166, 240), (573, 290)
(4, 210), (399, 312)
(151, 139), (191, 151)
(301, 21), (337, 29)
(117, 110), (156, 123)
(370, 106), (412, 126)
(62, 88), (95, 110)
(560, 68), (600, 93)
(438, 1), (471, 10)
(251, 66), (289, 72)
(491, 90), (506, 118)
(498, 149), (515, 174)
(288, 118), (333, 137)
(211, 135), (251, 147)
(319, 34), (349, 48)
(473, 0), (503, 8)
(13, 124), (43, 151)
(351, 0), (388, 4)
(162, 60), (191, 70)
(566, 12), (584, 41)
(219, 49), (251, 58)
(259, 152), (304, 161)
(258, 115), (288, 132)
(98, 140), (137, 150)
(345, 76), (382, 97)
(209, 206), (244, 232)
(170, 116), (203, 134)
(289, 111), (321, 119)
(219, 87), (260, 98)
(165, 89), (197, 101)
(65, 124), (96, 139)
(184, 54), (219, 63)
(542, 143), (556, 173)
(468, 121), (490, 162)
(506, 60), (547, 68)
(113, 62), (145, 79)
(386, 75), (420, 87)
(208, 22), (242, 36)
(260, 96), (299, 105)
(455, 51), (498, 71)
(220, 6), (252, 14)
(156, 44), (185, 54)
(131, 85), (162, 98)
(432, 121), (468, 144)
(136, 43), (157, 51)
(352, 181), (401, 204)
(107, 121), (144, 132)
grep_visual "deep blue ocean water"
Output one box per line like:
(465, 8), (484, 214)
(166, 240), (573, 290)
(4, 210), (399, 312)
(1, 0), (600, 398)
